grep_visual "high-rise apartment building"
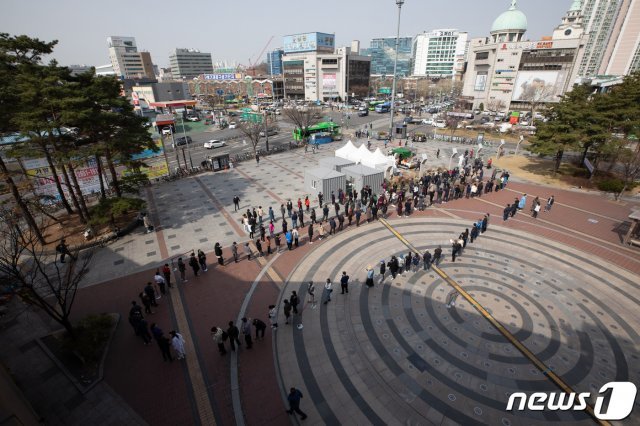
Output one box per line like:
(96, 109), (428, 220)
(169, 48), (214, 79)
(577, 0), (625, 76)
(362, 37), (413, 77)
(107, 36), (155, 79)
(598, 0), (640, 75)
(412, 29), (468, 79)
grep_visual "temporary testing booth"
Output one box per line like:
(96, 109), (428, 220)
(318, 156), (356, 173)
(342, 164), (384, 194)
(304, 167), (346, 198)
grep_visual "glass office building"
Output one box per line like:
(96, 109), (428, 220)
(363, 37), (413, 76)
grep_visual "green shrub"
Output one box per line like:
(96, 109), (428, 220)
(88, 197), (145, 226)
(597, 178), (625, 194)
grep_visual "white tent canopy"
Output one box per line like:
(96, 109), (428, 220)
(335, 140), (359, 162)
(362, 147), (395, 169)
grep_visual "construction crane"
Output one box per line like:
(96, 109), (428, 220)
(246, 35), (274, 76)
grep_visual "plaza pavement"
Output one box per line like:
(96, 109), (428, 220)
(2, 132), (640, 425)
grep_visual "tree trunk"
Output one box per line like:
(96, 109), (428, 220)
(104, 148), (121, 197)
(95, 154), (107, 200)
(60, 163), (86, 223)
(67, 162), (90, 220)
(44, 150), (73, 215)
(580, 145), (589, 166)
(554, 150), (564, 174)
(0, 156), (45, 244)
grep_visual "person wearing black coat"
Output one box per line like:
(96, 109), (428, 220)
(387, 256), (399, 279)
(214, 242), (224, 265)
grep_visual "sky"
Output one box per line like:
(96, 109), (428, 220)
(2, 0), (571, 69)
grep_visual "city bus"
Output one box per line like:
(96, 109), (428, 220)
(375, 102), (391, 113)
(293, 121), (341, 142)
(368, 100), (385, 111)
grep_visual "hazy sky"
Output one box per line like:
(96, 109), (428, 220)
(3, 0), (571, 68)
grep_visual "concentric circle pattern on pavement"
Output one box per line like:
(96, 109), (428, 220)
(275, 218), (640, 425)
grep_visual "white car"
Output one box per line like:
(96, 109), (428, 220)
(434, 120), (447, 128)
(204, 139), (226, 149)
(421, 118), (434, 126)
(228, 121), (237, 129)
(161, 127), (172, 135)
(186, 115), (200, 122)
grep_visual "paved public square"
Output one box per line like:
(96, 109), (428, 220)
(2, 134), (640, 426)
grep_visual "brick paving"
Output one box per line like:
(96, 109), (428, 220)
(3, 144), (640, 425)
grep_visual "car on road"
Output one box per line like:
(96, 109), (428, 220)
(259, 128), (279, 137)
(204, 139), (226, 149)
(186, 115), (200, 122)
(228, 121), (237, 129)
(433, 120), (447, 128)
(175, 136), (193, 146)
(421, 118), (433, 126)
(358, 109), (369, 117)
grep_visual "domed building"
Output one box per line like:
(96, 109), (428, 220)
(490, 0), (528, 43)
(461, 0), (587, 117)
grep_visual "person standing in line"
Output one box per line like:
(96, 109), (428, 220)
(240, 318), (253, 349)
(412, 253), (420, 271)
(532, 201), (541, 218)
(269, 304), (278, 330)
(307, 281), (316, 307)
(379, 260), (386, 283)
(151, 324), (173, 362)
(189, 253), (200, 277)
(231, 242), (238, 263)
(283, 299), (292, 324)
(292, 228), (299, 247)
(244, 242), (252, 260)
(433, 246), (443, 266)
(144, 282), (159, 307)
(503, 204), (511, 221)
(388, 256), (399, 279)
(291, 211), (298, 229)
(317, 224), (325, 240)
(322, 279), (333, 304)
(252, 318), (267, 341)
(461, 229), (469, 249)
(305, 196), (310, 211)
(170, 331), (186, 360)
(322, 204), (329, 222)
(214, 242), (224, 265)
(197, 249), (208, 272)
(340, 271), (350, 294)
(285, 230), (293, 250)
(481, 214), (489, 233)
(307, 223), (314, 244)
(365, 266), (375, 288)
(255, 239), (263, 257)
(545, 195), (555, 212)
(233, 195), (240, 212)
(154, 271), (167, 295)
(269, 206), (275, 223)
(470, 224), (479, 243)
(275, 234), (282, 252)
(139, 292), (153, 314)
(265, 235), (272, 255)
(422, 250), (432, 270)
(518, 193), (527, 210)
(136, 317), (152, 345)
(211, 326), (227, 355)
(162, 263), (172, 288)
(290, 291), (299, 315)
(310, 208), (317, 224)
(227, 321), (241, 351)
(451, 239), (461, 262)
(286, 387), (308, 420)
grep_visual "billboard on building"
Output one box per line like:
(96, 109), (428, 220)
(474, 74), (487, 91)
(23, 158), (105, 200)
(283, 32), (335, 53)
(322, 73), (336, 90)
(203, 73), (242, 80)
(512, 71), (562, 102)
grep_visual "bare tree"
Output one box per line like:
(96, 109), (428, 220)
(237, 120), (264, 156)
(519, 83), (555, 124)
(486, 99), (507, 113)
(283, 107), (321, 144)
(617, 143), (640, 200)
(0, 209), (92, 338)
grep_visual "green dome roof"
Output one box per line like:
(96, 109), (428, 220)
(491, 0), (528, 33)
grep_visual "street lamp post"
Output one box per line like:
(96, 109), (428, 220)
(179, 115), (194, 169)
(388, 0), (405, 142)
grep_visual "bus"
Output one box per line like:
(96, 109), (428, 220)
(446, 111), (474, 120)
(367, 100), (385, 111)
(293, 121), (341, 143)
(375, 102), (391, 113)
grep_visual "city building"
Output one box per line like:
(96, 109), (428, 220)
(462, 0), (586, 112)
(598, 0), (640, 75)
(186, 73), (284, 102)
(281, 32), (370, 101)
(107, 36), (155, 79)
(362, 37), (413, 77)
(266, 49), (284, 76)
(95, 64), (116, 76)
(169, 48), (214, 79)
(412, 29), (469, 80)
(576, 0), (625, 76)
(131, 81), (191, 112)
